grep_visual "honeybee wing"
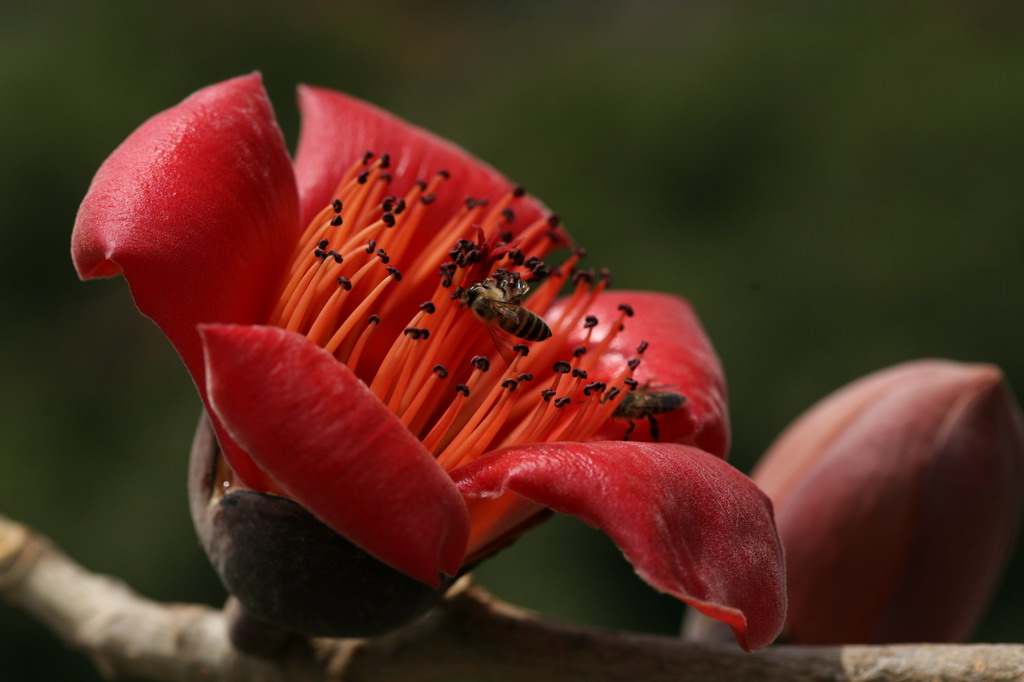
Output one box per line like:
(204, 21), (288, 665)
(489, 299), (523, 325)
(487, 324), (519, 365)
(486, 300), (524, 364)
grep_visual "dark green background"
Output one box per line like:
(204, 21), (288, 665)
(2, 1), (1022, 679)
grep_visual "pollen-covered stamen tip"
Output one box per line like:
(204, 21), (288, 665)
(618, 303), (635, 317)
(553, 361), (572, 374)
(637, 340), (649, 354)
(584, 315), (599, 329)
(404, 327), (430, 340)
(513, 343), (529, 357)
(522, 256), (549, 283)
(433, 364), (449, 379)
(439, 263), (457, 288)
(573, 269), (594, 286)
(545, 215), (565, 244)
(507, 249), (525, 266)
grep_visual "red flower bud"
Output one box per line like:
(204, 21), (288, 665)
(753, 360), (1024, 643)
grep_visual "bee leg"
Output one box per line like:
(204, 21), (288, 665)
(645, 412), (661, 442)
(623, 419), (637, 441)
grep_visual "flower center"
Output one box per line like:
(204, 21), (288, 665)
(267, 152), (646, 509)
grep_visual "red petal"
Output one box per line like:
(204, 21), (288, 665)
(453, 441), (786, 651)
(293, 85), (548, 229)
(547, 291), (729, 457)
(200, 324), (470, 586)
(72, 73), (299, 488)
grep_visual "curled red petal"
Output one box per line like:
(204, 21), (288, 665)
(200, 323), (470, 586)
(294, 84), (548, 229)
(547, 291), (729, 457)
(453, 440), (786, 651)
(71, 73), (299, 486)
(755, 360), (1024, 643)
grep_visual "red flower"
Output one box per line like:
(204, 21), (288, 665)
(72, 74), (785, 650)
(753, 360), (1024, 643)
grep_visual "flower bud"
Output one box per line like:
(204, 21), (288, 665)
(188, 413), (451, 644)
(753, 360), (1024, 644)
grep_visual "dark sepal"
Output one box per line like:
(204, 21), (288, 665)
(188, 412), (452, 642)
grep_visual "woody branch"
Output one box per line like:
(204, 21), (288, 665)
(2, 514), (1022, 682)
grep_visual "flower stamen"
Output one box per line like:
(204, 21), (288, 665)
(422, 357), (492, 453)
(267, 150), (643, 494)
(341, 314), (380, 369)
(323, 270), (397, 355)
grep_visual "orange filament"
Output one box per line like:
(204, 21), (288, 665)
(422, 363), (490, 453)
(262, 149), (652, 555)
(342, 315), (380, 370)
(323, 272), (396, 356)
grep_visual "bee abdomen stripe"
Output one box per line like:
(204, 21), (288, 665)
(518, 312), (551, 341)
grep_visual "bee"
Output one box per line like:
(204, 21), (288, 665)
(614, 386), (686, 442)
(463, 276), (551, 360)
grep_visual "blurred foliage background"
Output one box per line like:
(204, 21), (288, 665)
(2, 0), (1023, 679)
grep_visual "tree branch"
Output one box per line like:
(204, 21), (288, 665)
(2, 513), (1022, 681)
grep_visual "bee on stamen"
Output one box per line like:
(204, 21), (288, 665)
(614, 385), (686, 442)
(462, 274), (551, 362)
